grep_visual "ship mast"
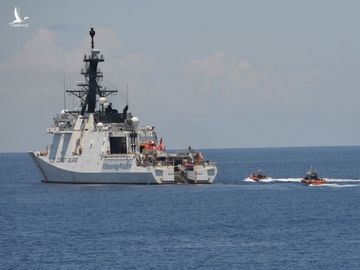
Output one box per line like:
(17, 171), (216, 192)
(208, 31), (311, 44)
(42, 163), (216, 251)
(83, 26), (102, 114)
(66, 26), (117, 115)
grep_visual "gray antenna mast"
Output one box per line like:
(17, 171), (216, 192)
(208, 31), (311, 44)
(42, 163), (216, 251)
(126, 83), (129, 108)
(63, 73), (66, 110)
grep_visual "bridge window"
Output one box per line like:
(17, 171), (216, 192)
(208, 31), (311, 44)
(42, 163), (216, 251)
(110, 137), (127, 154)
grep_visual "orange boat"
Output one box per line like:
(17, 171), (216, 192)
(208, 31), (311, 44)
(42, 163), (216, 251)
(249, 169), (268, 182)
(301, 168), (327, 185)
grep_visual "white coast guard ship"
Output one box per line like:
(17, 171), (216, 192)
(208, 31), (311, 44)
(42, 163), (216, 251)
(31, 27), (217, 184)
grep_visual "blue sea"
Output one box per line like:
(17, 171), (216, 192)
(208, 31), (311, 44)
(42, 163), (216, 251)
(1, 147), (360, 269)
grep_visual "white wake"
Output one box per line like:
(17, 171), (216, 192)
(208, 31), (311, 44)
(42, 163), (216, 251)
(244, 177), (301, 183)
(244, 177), (360, 187)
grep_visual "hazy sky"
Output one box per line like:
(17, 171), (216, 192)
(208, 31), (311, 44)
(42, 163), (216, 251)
(1, 0), (360, 152)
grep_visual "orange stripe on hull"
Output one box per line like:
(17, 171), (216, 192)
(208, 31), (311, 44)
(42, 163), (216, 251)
(301, 179), (327, 185)
(249, 175), (267, 181)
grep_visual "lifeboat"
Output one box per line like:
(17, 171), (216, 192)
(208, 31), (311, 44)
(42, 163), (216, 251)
(141, 138), (166, 153)
(142, 141), (157, 150)
(249, 169), (268, 181)
(301, 168), (327, 185)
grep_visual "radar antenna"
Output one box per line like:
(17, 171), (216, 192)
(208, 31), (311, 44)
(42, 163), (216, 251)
(89, 26), (95, 49)
(66, 26), (118, 115)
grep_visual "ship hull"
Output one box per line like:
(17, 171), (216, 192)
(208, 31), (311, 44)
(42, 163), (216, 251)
(185, 165), (217, 184)
(301, 179), (327, 186)
(29, 28), (218, 185)
(249, 175), (268, 182)
(30, 152), (161, 184)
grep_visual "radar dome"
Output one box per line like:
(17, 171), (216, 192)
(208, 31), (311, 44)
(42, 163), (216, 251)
(96, 122), (104, 131)
(99, 97), (107, 105)
(131, 116), (140, 129)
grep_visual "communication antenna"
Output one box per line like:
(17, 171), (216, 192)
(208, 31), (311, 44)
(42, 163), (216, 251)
(63, 73), (66, 110)
(90, 26), (95, 49)
(126, 83), (129, 108)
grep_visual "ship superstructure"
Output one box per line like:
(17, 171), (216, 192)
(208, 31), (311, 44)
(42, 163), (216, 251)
(31, 27), (217, 184)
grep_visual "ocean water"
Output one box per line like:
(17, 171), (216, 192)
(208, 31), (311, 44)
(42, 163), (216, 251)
(0, 147), (359, 269)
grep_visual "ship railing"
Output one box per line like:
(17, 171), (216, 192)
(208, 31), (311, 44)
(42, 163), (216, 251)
(155, 160), (174, 167)
(34, 150), (49, 157)
(47, 126), (73, 134)
(195, 160), (216, 167)
(136, 159), (174, 167)
(102, 153), (136, 159)
(206, 161), (216, 166)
